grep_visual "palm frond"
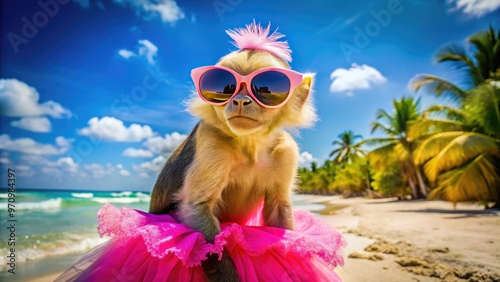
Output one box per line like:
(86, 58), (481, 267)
(358, 137), (397, 148)
(408, 118), (467, 139)
(429, 154), (499, 202)
(422, 105), (467, 121)
(414, 131), (465, 164)
(423, 132), (500, 181)
(367, 142), (398, 170)
(329, 148), (343, 157)
(410, 74), (467, 102)
(466, 83), (500, 138)
(371, 121), (396, 135)
(435, 43), (475, 70)
(468, 25), (500, 83)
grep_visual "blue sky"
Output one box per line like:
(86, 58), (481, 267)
(1, 0), (499, 191)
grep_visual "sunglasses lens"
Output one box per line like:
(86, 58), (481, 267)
(199, 69), (237, 104)
(251, 71), (290, 106)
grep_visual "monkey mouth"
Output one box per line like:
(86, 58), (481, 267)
(227, 116), (260, 130)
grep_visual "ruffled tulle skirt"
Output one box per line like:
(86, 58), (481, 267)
(56, 203), (345, 281)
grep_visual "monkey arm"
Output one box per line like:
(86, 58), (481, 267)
(177, 157), (231, 241)
(263, 133), (298, 230)
(176, 142), (240, 282)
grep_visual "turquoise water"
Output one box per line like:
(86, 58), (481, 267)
(0, 189), (324, 271)
(0, 189), (151, 270)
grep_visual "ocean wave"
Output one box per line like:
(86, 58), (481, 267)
(111, 191), (133, 197)
(0, 235), (108, 268)
(0, 198), (62, 211)
(91, 197), (141, 204)
(71, 193), (94, 199)
(135, 192), (151, 200)
(0, 193), (9, 199)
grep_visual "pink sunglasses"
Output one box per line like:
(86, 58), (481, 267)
(191, 65), (304, 108)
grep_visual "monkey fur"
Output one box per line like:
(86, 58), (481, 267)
(149, 49), (316, 281)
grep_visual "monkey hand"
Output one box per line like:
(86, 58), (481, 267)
(202, 250), (240, 282)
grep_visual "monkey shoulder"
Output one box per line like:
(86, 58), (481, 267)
(269, 131), (299, 155)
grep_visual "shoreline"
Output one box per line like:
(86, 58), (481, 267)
(10, 196), (500, 282)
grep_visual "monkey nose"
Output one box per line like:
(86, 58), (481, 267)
(232, 95), (253, 106)
(232, 82), (253, 106)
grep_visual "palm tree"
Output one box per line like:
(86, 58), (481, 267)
(411, 25), (500, 103)
(330, 131), (371, 191)
(329, 130), (365, 166)
(361, 97), (428, 199)
(409, 25), (500, 208)
(411, 82), (500, 208)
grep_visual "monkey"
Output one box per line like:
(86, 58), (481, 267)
(149, 25), (316, 282)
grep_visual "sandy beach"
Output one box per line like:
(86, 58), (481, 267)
(13, 196), (500, 282)
(317, 196), (500, 282)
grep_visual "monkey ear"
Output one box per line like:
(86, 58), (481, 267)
(296, 74), (313, 106)
(280, 73), (317, 129)
(303, 76), (312, 88)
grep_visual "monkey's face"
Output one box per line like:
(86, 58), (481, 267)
(189, 49), (316, 136)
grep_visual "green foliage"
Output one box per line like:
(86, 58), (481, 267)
(299, 26), (500, 207)
(410, 25), (500, 207)
(298, 160), (337, 194)
(371, 155), (410, 197)
(330, 157), (370, 196)
(329, 130), (365, 165)
(363, 96), (429, 199)
(298, 158), (370, 196)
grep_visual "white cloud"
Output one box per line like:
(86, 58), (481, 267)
(52, 157), (79, 173)
(117, 164), (124, 169)
(0, 79), (72, 118)
(119, 169), (131, 176)
(118, 49), (136, 59)
(133, 155), (166, 174)
(143, 132), (186, 155)
(83, 163), (109, 178)
(20, 154), (49, 165)
(55, 136), (74, 148)
(16, 165), (34, 177)
(123, 147), (154, 158)
(78, 116), (154, 142)
(0, 134), (70, 155)
(119, 40), (158, 65)
(138, 40), (158, 65)
(330, 64), (387, 95)
(139, 172), (150, 178)
(447, 0), (500, 17)
(298, 151), (319, 168)
(113, 0), (185, 24)
(0, 158), (10, 165)
(11, 117), (51, 132)
(41, 157), (79, 179)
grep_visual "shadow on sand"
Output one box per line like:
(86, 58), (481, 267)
(395, 208), (499, 219)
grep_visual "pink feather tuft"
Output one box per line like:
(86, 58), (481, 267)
(226, 21), (292, 63)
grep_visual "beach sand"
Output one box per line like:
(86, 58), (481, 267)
(15, 196), (500, 282)
(316, 196), (500, 282)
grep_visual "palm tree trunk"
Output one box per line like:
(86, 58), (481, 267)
(408, 178), (418, 199)
(492, 185), (500, 209)
(415, 166), (428, 198)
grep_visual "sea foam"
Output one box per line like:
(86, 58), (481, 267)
(71, 193), (94, 198)
(0, 198), (62, 211)
(91, 197), (141, 204)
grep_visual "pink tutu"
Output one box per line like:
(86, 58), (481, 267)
(56, 203), (345, 281)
